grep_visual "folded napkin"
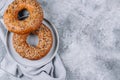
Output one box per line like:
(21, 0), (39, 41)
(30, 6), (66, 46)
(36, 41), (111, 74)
(1, 53), (66, 80)
(0, 20), (66, 80)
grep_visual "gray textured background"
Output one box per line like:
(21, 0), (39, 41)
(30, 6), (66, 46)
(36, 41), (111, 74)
(1, 0), (120, 80)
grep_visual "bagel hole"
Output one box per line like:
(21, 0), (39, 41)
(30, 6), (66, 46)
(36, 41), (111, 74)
(27, 34), (39, 47)
(18, 9), (29, 20)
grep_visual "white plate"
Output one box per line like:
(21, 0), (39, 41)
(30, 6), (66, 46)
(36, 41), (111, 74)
(6, 19), (59, 68)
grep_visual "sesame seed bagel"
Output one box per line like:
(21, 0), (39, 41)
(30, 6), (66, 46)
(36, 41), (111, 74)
(4, 0), (44, 34)
(13, 24), (53, 60)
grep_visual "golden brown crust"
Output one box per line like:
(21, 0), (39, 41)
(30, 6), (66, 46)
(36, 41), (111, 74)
(13, 24), (53, 60)
(4, 0), (44, 34)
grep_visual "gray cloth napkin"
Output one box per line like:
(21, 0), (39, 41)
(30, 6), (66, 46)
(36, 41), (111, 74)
(0, 20), (66, 80)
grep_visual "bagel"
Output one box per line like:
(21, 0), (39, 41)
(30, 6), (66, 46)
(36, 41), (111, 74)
(13, 24), (53, 60)
(4, 0), (44, 34)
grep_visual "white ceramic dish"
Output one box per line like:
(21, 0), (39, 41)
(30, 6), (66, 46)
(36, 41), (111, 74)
(5, 19), (59, 68)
